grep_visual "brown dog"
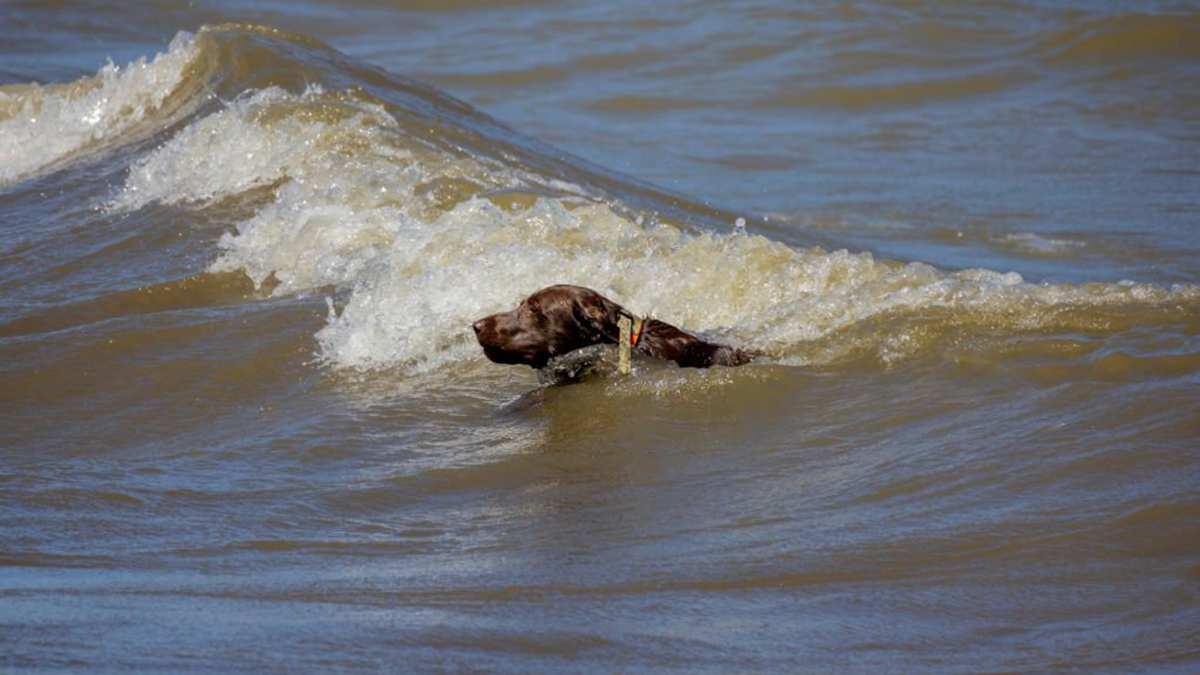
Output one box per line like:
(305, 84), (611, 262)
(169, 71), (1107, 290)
(472, 285), (753, 370)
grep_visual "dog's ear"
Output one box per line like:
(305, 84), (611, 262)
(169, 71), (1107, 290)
(572, 297), (621, 344)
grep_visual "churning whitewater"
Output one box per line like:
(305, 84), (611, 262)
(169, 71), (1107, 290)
(0, 32), (201, 186)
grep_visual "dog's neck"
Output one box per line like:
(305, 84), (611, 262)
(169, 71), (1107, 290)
(632, 318), (752, 368)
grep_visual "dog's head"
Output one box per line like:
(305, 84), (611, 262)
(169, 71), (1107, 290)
(472, 285), (622, 368)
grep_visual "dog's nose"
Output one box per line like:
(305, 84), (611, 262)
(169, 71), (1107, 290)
(472, 319), (486, 336)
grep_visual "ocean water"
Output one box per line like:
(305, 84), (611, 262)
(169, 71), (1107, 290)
(2, 1), (1199, 673)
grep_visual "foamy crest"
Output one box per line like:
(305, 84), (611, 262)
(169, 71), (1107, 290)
(113, 85), (411, 212)
(308, 196), (1195, 370)
(195, 109), (1194, 371)
(102, 67), (1193, 371)
(0, 31), (198, 186)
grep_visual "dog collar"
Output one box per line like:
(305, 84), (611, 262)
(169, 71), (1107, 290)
(617, 309), (643, 346)
(616, 309), (643, 375)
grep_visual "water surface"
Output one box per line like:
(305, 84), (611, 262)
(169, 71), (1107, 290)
(2, 2), (1199, 673)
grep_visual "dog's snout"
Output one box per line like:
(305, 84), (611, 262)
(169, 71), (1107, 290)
(472, 318), (487, 336)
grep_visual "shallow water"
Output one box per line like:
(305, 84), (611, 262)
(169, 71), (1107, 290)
(2, 2), (1199, 673)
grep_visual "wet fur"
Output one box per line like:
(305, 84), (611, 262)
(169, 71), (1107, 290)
(472, 284), (753, 370)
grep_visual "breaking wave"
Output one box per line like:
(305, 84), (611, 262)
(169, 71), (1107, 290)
(6, 24), (1196, 372)
(0, 31), (204, 185)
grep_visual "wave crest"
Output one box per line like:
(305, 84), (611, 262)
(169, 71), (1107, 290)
(0, 31), (203, 186)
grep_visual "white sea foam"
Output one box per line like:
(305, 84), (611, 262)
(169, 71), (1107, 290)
(112, 85), (414, 212)
(0, 31), (199, 186)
